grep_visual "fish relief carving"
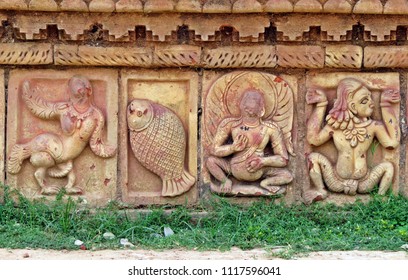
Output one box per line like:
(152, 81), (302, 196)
(127, 99), (195, 197)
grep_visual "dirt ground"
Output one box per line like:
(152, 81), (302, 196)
(0, 248), (407, 260)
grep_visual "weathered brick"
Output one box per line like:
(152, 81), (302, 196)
(0, 0), (28, 10)
(115, 0), (143, 12)
(277, 45), (324, 68)
(60, 0), (89, 12)
(384, 0), (408, 14)
(232, 0), (263, 13)
(55, 45), (153, 67)
(29, 0), (58, 11)
(364, 46), (408, 68)
(175, 0), (202, 13)
(353, 0), (383, 14)
(202, 46), (277, 68)
(154, 45), (201, 67)
(0, 43), (52, 65)
(323, 0), (352, 13)
(293, 0), (323, 13)
(325, 45), (363, 68)
(202, 0), (232, 13)
(89, 0), (115, 12)
(144, 0), (174, 13)
(263, 0), (293, 12)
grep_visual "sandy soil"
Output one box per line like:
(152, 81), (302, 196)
(0, 248), (407, 260)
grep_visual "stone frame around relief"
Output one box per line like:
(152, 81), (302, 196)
(305, 72), (401, 204)
(119, 69), (198, 206)
(6, 69), (118, 206)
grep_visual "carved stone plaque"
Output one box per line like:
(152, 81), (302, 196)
(305, 72), (400, 204)
(202, 71), (298, 199)
(119, 70), (198, 205)
(6, 69), (118, 206)
(0, 69), (4, 185)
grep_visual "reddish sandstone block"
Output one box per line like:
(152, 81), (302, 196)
(6, 69), (118, 207)
(119, 70), (198, 206)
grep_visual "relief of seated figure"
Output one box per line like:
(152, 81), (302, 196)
(206, 89), (294, 196)
(304, 78), (400, 204)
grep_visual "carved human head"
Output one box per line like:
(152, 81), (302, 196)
(329, 78), (374, 121)
(239, 90), (265, 118)
(68, 75), (92, 102)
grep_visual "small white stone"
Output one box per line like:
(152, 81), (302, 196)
(74, 240), (83, 246)
(164, 227), (174, 237)
(103, 232), (115, 240)
(120, 238), (135, 248)
(401, 244), (408, 250)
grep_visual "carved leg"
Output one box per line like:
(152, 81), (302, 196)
(358, 162), (394, 195)
(48, 161), (73, 178)
(206, 156), (233, 193)
(260, 168), (293, 194)
(305, 153), (344, 204)
(64, 164), (83, 195)
(30, 152), (59, 195)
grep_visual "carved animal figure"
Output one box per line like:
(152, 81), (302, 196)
(127, 99), (195, 197)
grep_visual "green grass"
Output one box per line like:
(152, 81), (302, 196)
(0, 185), (407, 258)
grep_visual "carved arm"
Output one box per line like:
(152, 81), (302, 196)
(21, 80), (67, 120)
(375, 90), (401, 149)
(89, 108), (117, 158)
(306, 89), (333, 146)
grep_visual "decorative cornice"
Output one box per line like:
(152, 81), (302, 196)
(1, 0), (408, 15)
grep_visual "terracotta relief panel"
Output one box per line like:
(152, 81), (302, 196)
(119, 70), (198, 205)
(0, 70), (4, 184)
(6, 69), (118, 206)
(202, 71), (297, 197)
(304, 73), (400, 204)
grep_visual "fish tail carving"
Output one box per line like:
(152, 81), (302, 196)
(161, 169), (195, 197)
